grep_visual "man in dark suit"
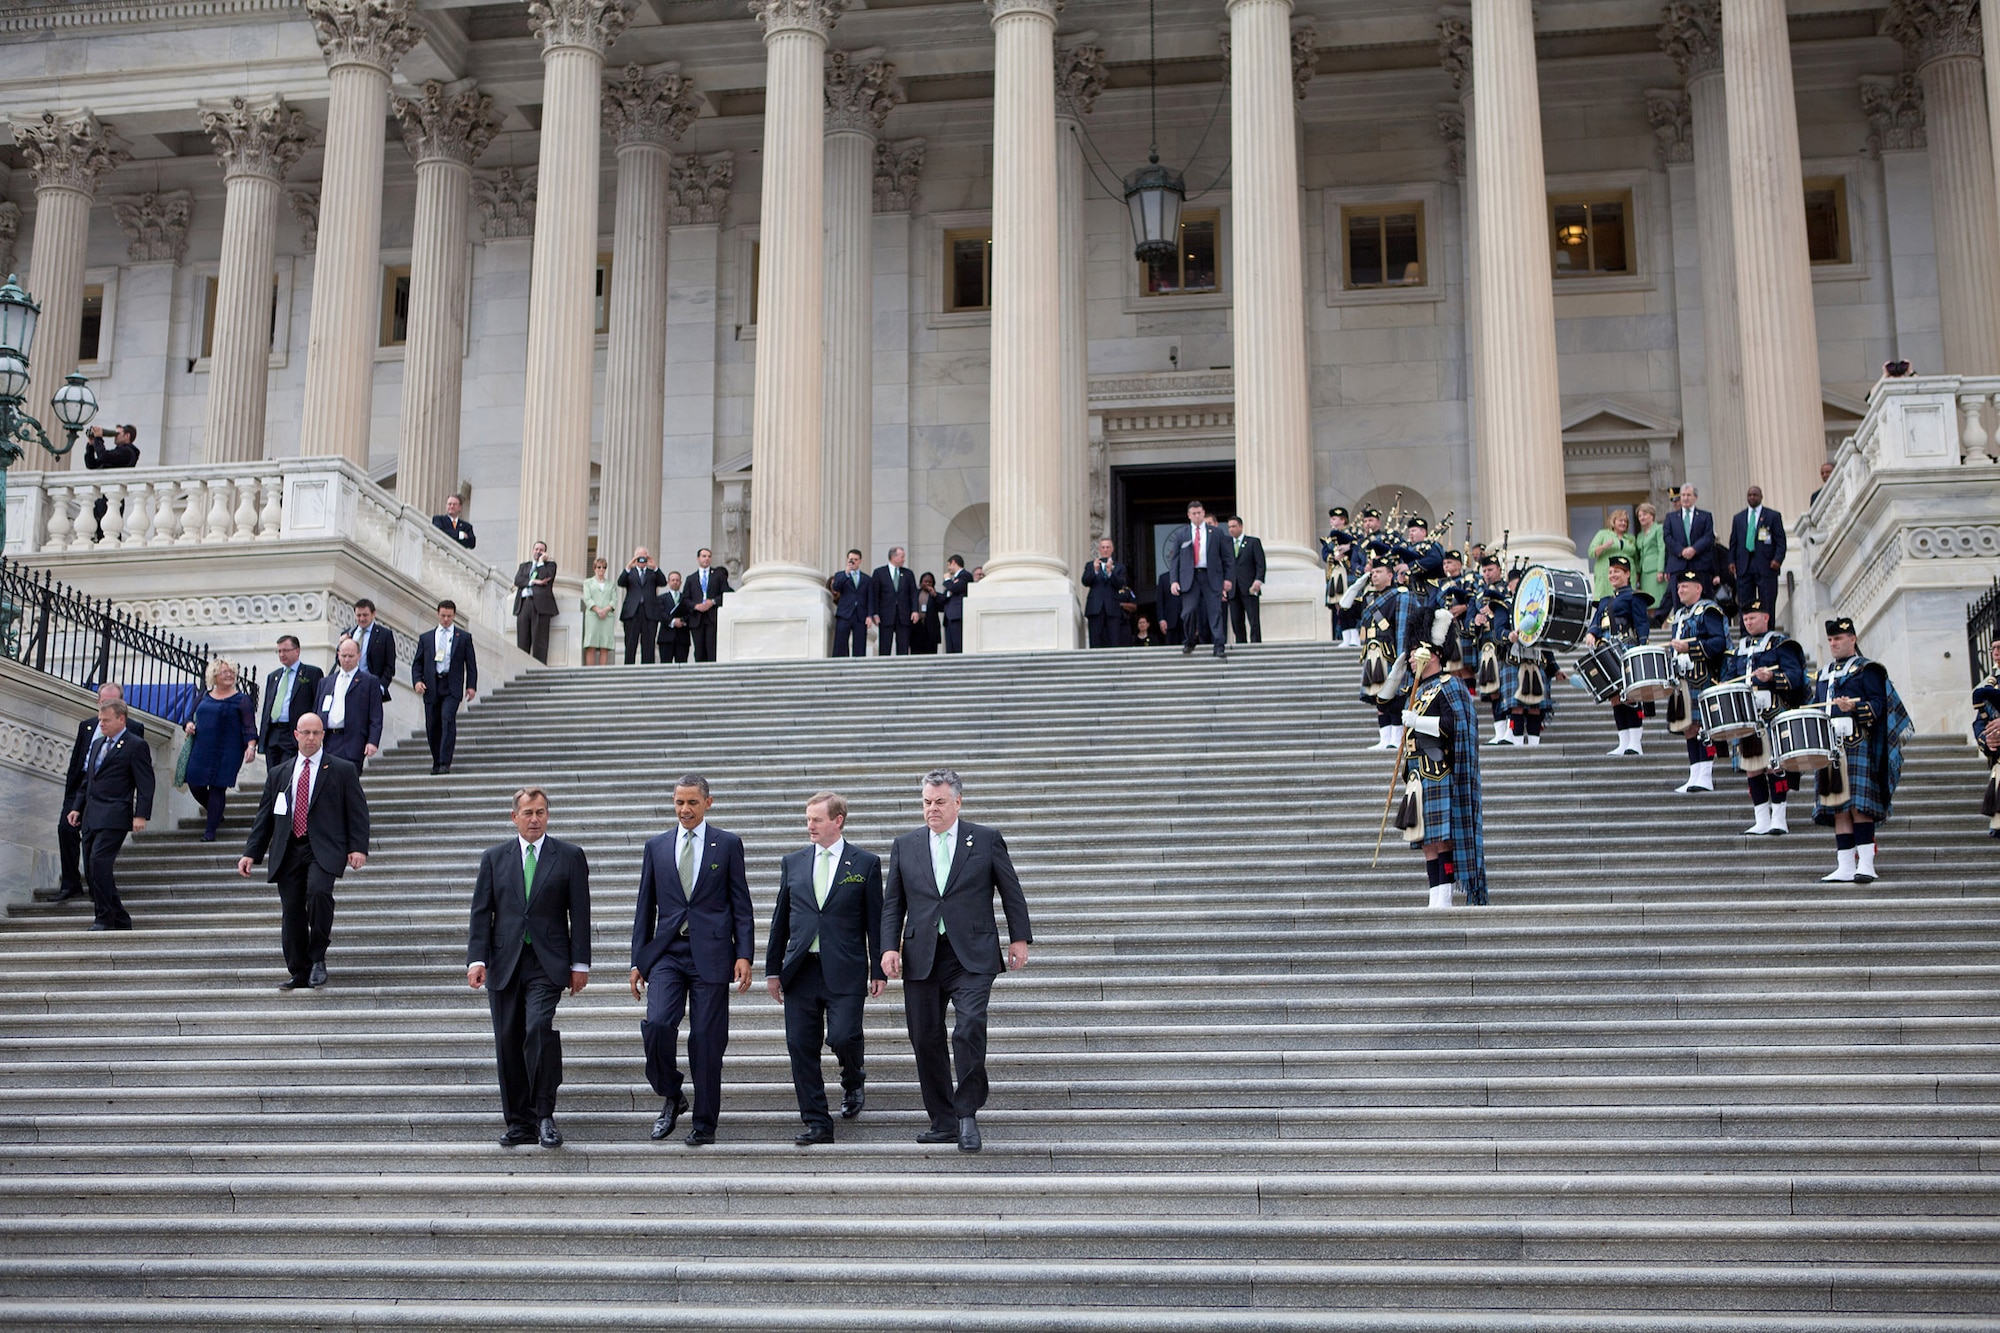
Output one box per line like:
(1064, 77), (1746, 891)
(1663, 484), (1719, 598)
(1726, 484), (1787, 613)
(432, 494), (477, 550)
(869, 546), (917, 656)
(1168, 499), (1232, 659)
(629, 774), (754, 1145)
(346, 599), (396, 701)
(938, 555), (971, 654)
(765, 791), (883, 1145)
(413, 600), (477, 774)
(58, 687), (146, 908)
(828, 549), (873, 658)
(513, 542), (559, 663)
(881, 768), (1032, 1152)
(616, 547), (668, 665)
(237, 712), (369, 989)
(1155, 567), (1182, 644)
(466, 786), (590, 1149)
(656, 571), (691, 664)
(315, 638), (383, 774)
(258, 636), (323, 767)
(1081, 538), (1129, 649)
(65, 699), (155, 931)
(1225, 516), (1267, 645)
(684, 549), (728, 663)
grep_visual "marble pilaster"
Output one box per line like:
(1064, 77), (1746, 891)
(662, 153), (732, 562)
(1055, 40), (1105, 591)
(1439, 11), (1484, 535)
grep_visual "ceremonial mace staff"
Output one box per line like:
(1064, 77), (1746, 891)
(1372, 645), (1435, 867)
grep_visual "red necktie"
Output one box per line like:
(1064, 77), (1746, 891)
(292, 760), (310, 838)
(1195, 526), (1204, 568)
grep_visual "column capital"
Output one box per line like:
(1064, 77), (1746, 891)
(395, 78), (503, 168)
(1438, 9), (1472, 95)
(201, 94), (314, 183)
(304, 0), (420, 75)
(1055, 41), (1107, 117)
(668, 151), (733, 225)
(1861, 72), (1927, 154)
(602, 64), (703, 147)
(1645, 88), (1693, 166)
(528, 0), (632, 56)
(13, 110), (130, 195)
(825, 49), (903, 134)
(987, 0), (1060, 26)
(108, 189), (192, 263)
(472, 166), (536, 237)
(1884, 0), (1983, 68)
(288, 187), (320, 252)
(750, 0), (847, 41)
(1436, 102), (1465, 177)
(1659, 0), (1723, 82)
(874, 136), (925, 212)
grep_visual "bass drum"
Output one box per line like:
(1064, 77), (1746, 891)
(1619, 644), (1674, 704)
(1770, 707), (1838, 774)
(1512, 566), (1592, 651)
(1575, 643), (1624, 702)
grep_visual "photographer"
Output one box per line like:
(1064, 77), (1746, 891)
(616, 547), (668, 665)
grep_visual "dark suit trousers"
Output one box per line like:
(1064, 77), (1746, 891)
(1735, 569), (1779, 612)
(423, 690), (461, 767)
(1087, 612), (1120, 649)
(623, 617), (657, 665)
(642, 938), (730, 1131)
(516, 606), (551, 663)
(876, 618), (910, 656)
(264, 727), (299, 768)
(1230, 591), (1262, 644)
(58, 812), (85, 897)
(1181, 572), (1226, 649)
(691, 619), (718, 663)
(490, 947), (565, 1130)
(658, 627), (690, 664)
(275, 835), (335, 979)
(902, 944), (995, 1124)
(782, 954), (865, 1130)
(944, 619), (963, 654)
(832, 618), (867, 658)
(83, 828), (131, 928)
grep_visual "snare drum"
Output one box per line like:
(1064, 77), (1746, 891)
(1770, 707), (1838, 774)
(1619, 644), (1674, 704)
(1511, 566), (1592, 651)
(1576, 643), (1624, 702)
(1697, 679), (1761, 742)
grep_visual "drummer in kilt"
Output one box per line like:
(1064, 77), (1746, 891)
(1503, 564), (1563, 749)
(1812, 616), (1915, 883)
(1357, 555), (1420, 751)
(1724, 592), (1808, 836)
(1665, 568), (1729, 793)
(1471, 554), (1516, 745)
(1976, 637), (2000, 837)
(1581, 554), (1651, 757)
(1394, 644), (1489, 908)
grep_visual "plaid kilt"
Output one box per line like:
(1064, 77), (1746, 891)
(1420, 773), (1455, 841)
(1813, 682), (1915, 825)
(1494, 658), (1518, 703)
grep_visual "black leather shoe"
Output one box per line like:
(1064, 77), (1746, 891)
(1213, 648), (1228, 659)
(538, 1116), (563, 1148)
(840, 1087), (865, 1119)
(1181, 642), (1195, 656)
(651, 1095), (690, 1141)
(440, 766), (451, 775)
(793, 1125), (835, 1146)
(957, 1117), (982, 1152)
(307, 962), (327, 988)
(53, 885), (81, 903)
(278, 976), (308, 991)
(915, 1125), (958, 1145)
(87, 923), (109, 932)
(498, 1125), (537, 1147)
(683, 1127), (715, 1147)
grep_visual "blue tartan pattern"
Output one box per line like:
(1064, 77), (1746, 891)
(1404, 674), (1487, 899)
(1812, 658), (1914, 825)
(1420, 773), (1455, 841)
(1356, 586), (1417, 706)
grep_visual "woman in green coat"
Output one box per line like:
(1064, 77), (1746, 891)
(1633, 500), (1667, 619)
(1587, 508), (1637, 600)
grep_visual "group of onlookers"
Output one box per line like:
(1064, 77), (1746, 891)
(1585, 484), (1790, 623)
(581, 547), (731, 666)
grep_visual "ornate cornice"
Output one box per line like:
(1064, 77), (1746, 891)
(668, 151), (733, 226)
(288, 187), (319, 252)
(1861, 73), (1926, 155)
(108, 189), (192, 263)
(873, 137), (924, 212)
(0, 717), (71, 781)
(750, 0), (847, 41)
(1436, 102), (1464, 178)
(1290, 20), (1318, 99)
(825, 49), (903, 134)
(1659, 0), (1723, 82)
(1883, 0), (1983, 68)
(472, 166), (536, 238)
(530, 0), (632, 56)
(395, 79), (503, 168)
(304, 0), (420, 75)
(13, 111), (130, 195)
(1645, 88), (1692, 166)
(1055, 42), (1107, 118)
(602, 65), (703, 147)
(1, 0), (292, 33)
(201, 94), (313, 183)
(1437, 11), (1471, 95)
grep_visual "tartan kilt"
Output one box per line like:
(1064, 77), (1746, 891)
(1494, 659), (1518, 703)
(1420, 773), (1455, 842)
(1814, 731), (1894, 824)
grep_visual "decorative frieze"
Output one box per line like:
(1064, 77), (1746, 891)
(108, 190), (193, 263)
(472, 166), (536, 238)
(1437, 10), (1471, 95)
(825, 49), (903, 133)
(303, 0), (420, 74)
(1645, 89), (1693, 166)
(873, 137), (925, 212)
(395, 79), (503, 167)
(128, 590), (334, 629)
(13, 110), (130, 194)
(288, 188), (320, 252)
(668, 152), (733, 226)
(1055, 41), (1107, 117)
(1883, 0), (1983, 68)
(1658, 0), (1723, 82)
(1290, 20), (1318, 100)
(750, 0), (846, 38)
(1436, 102), (1465, 178)
(1907, 523), (2000, 558)
(601, 64), (703, 147)
(0, 718), (71, 781)
(201, 94), (313, 182)
(1862, 73), (1927, 154)
(0, 201), (17, 276)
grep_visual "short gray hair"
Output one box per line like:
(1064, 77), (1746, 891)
(675, 773), (711, 797)
(920, 768), (962, 797)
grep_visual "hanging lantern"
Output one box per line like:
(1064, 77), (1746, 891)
(1125, 155), (1186, 266)
(0, 275), (41, 361)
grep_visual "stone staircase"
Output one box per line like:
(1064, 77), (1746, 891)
(2, 643), (1997, 1330)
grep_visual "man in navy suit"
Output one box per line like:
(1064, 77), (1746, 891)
(1081, 538), (1130, 649)
(1167, 499), (1232, 659)
(237, 712), (369, 991)
(684, 549), (729, 663)
(765, 791), (884, 1145)
(869, 546), (918, 656)
(938, 556), (972, 654)
(315, 638), (383, 774)
(1726, 484), (1787, 613)
(1663, 484), (1719, 599)
(412, 600), (477, 774)
(64, 698), (154, 931)
(629, 774), (754, 1146)
(1225, 516), (1267, 645)
(58, 684), (145, 905)
(258, 636), (323, 767)
(827, 548), (873, 658)
(432, 494), (476, 550)
(881, 768), (1033, 1152)
(346, 599), (396, 701)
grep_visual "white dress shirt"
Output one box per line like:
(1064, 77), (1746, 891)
(325, 670), (353, 729)
(472, 834), (586, 973)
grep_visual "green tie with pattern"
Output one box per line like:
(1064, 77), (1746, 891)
(811, 847), (832, 953)
(522, 842), (537, 944)
(932, 832), (951, 935)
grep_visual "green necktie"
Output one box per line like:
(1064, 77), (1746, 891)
(814, 846), (833, 908)
(932, 832), (952, 935)
(270, 666), (293, 724)
(522, 842), (537, 944)
(1235, 538), (1243, 558)
(678, 832), (697, 895)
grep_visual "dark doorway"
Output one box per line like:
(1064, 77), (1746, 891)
(1112, 461), (1237, 619)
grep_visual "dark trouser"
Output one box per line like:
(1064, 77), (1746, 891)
(58, 813), (85, 898)
(1611, 703), (1642, 730)
(188, 785), (229, 840)
(876, 619), (910, 655)
(264, 728), (299, 769)
(832, 618), (868, 658)
(1736, 570), (1779, 612)
(275, 836), (336, 979)
(516, 608), (551, 663)
(691, 620), (717, 663)
(623, 617), (657, 664)
(902, 944), (996, 1124)
(324, 732), (365, 775)
(1086, 613), (1120, 648)
(1180, 575), (1225, 650)
(1229, 592), (1262, 643)
(490, 947), (565, 1131)
(641, 939), (729, 1132)
(944, 619), (963, 654)
(657, 625), (690, 663)
(781, 954), (866, 1130)
(83, 828), (131, 928)
(424, 689), (461, 767)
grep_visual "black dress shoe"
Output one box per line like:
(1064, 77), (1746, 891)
(87, 923), (109, 932)
(957, 1117), (982, 1152)
(440, 765), (452, 775)
(278, 976), (308, 991)
(915, 1125), (958, 1145)
(1213, 647), (1228, 659)
(53, 885), (81, 903)
(683, 1127), (715, 1147)
(1181, 642), (1196, 656)
(840, 1088), (865, 1120)
(430, 764), (442, 775)
(308, 962), (327, 988)
(793, 1125), (835, 1146)
(538, 1116), (564, 1148)
(498, 1125), (538, 1147)
(650, 1095), (690, 1141)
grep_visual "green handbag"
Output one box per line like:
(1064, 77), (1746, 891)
(173, 733), (192, 789)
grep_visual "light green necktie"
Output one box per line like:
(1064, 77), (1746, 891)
(932, 832), (952, 935)
(522, 842), (537, 944)
(271, 666), (293, 723)
(810, 847), (832, 953)
(678, 832), (697, 895)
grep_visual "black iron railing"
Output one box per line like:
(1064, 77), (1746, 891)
(0, 556), (210, 723)
(1970, 577), (2000, 687)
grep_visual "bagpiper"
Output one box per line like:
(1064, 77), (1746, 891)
(1504, 563), (1562, 748)
(1320, 508), (1356, 643)
(1394, 644), (1489, 908)
(1392, 514), (1446, 603)
(1976, 637), (2000, 837)
(1581, 554), (1651, 756)
(1471, 554), (1517, 745)
(1356, 555), (1419, 751)
(1664, 568), (1729, 793)
(1812, 616), (1915, 883)
(1723, 592), (1808, 835)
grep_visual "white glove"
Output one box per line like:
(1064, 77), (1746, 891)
(1400, 710), (1442, 737)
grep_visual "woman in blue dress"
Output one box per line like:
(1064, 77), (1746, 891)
(182, 658), (258, 841)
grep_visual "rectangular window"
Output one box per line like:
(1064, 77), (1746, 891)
(199, 275), (282, 361)
(379, 263), (412, 347)
(1550, 192), (1632, 277)
(946, 228), (993, 312)
(1142, 209), (1221, 296)
(77, 285), (104, 363)
(1804, 176), (1851, 265)
(1341, 205), (1425, 290)
(594, 252), (612, 336)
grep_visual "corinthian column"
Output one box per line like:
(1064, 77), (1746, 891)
(963, 0), (1078, 652)
(718, 0), (847, 661)
(200, 96), (311, 464)
(1723, 0), (1824, 524)
(12, 111), (128, 470)
(1661, 0), (1749, 509)
(1055, 39), (1106, 592)
(820, 48), (902, 575)
(393, 79), (501, 514)
(299, 0), (418, 465)
(1888, 0), (2000, 375)
(1439, 12), (1485, 529)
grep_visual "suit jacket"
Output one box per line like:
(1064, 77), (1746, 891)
(658, 586), (691, 640)
(882, 820), (1032, 980)
(940, 569), (972, 623)
(617, 566), (668, 621)
(468, 835), (592, 992)
(413, 627), (478, 696)
(66, 726), (155, 830)
(241, 752), (369, 887)
(514, 559), (559, 616)
(1168, 521), (1229, 591)
(1081, 558), (1130, 617)
(765, 842), (884, 995)
(1663, 507), (1717, 579)
(346, 624), (396, 698)
(631, 823), (754, 984)
(83, 437), (140, 469)
(314, 670), (385, 762)
(1727, 507), (1788, 578)
(870, 565), (916, 623)
(432, 514), (477, 550)
(258, 664), (324, 753)
(66, 715), (148, 804)
(683, 566), (729, 623)
(1228, 534), (1267, 591)
(828, 568), (873, 624)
